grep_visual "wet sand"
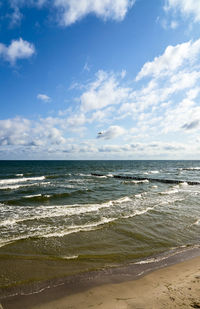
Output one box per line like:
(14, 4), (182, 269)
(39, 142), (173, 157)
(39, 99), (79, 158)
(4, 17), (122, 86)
(1, 248), (200, 309)
(31, 256), (200, 309)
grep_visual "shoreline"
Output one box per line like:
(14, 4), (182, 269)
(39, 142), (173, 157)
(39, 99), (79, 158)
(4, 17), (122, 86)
(1, 245), (200, 308)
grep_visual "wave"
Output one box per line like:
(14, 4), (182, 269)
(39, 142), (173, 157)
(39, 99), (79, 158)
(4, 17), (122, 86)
(194, 219), (200, 225)
(115, 196), (132, 203)
(16, 173), (23, 176)
(42, 217), (115, 239)
(0, 176), (45, 185)
(24, 194), (42, 198)
(78, 173), (92, 177)
(0, 217), (115, 248)
(0, 195), (132, 227)
(60, 255), (79, 260)
(160, 188), (179, 195)
(0, 181), (50, 191)
(144, 170), (159, 175)
(122, 206), (154, 219)
(123, 179), (149, 184)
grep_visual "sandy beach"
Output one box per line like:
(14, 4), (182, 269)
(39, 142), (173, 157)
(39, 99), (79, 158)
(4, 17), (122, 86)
(32, 256), (200, 309)
(1, 253), (200, 309)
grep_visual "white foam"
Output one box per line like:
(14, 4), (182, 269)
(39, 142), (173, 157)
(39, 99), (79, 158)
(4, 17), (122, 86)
(0, 195), (132, 228)
(78, 173), (91, 177)
(24, 194), (42, 198)
(0, 183), (35, 190)
(0, 176), (45, 185)
(194, 219), (200, 225)
(0, 219), (16, 227)
(115, 196), (132, 203)
(144, 170), (159, 175)
(0, 181), (50, 190)
(107, 174), (114, 177)
(179, 182), (188, 187)
(61, 255), (79, 260)
(160, 188), (179, 195)
(16, 173), (23, 176)
(124, 179), (149, 184)
(122, 207), (154, 219)
(42, 217), (115, 239)
(135, 194), (142, 198)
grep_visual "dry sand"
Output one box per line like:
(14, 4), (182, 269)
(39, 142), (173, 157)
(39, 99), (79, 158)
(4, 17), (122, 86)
(27, 256), (200, 309)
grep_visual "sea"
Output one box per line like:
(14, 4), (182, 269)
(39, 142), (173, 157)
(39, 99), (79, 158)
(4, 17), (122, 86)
(0, 160), (200, 297)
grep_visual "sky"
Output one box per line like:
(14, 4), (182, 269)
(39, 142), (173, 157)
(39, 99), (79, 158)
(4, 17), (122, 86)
(1, 0), (200, 160)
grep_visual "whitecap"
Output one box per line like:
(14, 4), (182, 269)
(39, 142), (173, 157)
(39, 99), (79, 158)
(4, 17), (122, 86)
(0, 176), (45, 185)
(60, 255), (79, 260)
(124, 179), (149, 184)
(160, 188), (179, 195)
(115, 196), (132, 203)
(24, 194), (42, 198)
(194, 219), (200, 225)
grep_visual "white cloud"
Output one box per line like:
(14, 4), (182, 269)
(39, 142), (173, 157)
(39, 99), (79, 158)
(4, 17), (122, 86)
(37, 93), (51, 102)
(0, 117), (31, 146)
(136, 39), (200, 80)
(0, 38), (35, 64)
(165, 0), (200, 23)
(80, 70), (130, 112)
(97, 125), (126, 139)
(9, 7), (23, 27)
(54, 0), (135, 26)
(8, 0), (135, 27)
(0, 116), (67, 147)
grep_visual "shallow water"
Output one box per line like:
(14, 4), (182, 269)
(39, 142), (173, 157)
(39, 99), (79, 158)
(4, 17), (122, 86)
(0, 160), (200, 293)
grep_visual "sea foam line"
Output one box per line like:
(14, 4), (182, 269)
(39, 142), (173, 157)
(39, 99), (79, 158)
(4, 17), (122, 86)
(0, 196), (132, 226)
(0, 181), (50, 190)
(0, 176), (45, 185)
(0, 217), (115, 248)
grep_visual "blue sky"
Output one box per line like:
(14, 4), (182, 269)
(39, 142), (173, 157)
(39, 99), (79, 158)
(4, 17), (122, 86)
(1, 0), (200, 159)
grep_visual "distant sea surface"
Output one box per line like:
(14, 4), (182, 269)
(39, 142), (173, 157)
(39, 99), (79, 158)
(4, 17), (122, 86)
(0, 160), (200, 295)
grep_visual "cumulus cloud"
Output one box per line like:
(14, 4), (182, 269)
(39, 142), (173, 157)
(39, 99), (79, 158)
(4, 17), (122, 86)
(0, 38), (35, 64)
(136, 39), (200, 80)
(81, 70), (130, 112)
(37, 94), (51, 102)
(97, 125), (126, 139)
(53, 0), (135, 26)
(8, 0), (135, 27)
(0, 117), (31, 146)
(165, 0), (200, 23)
(0, 116), (66, 147)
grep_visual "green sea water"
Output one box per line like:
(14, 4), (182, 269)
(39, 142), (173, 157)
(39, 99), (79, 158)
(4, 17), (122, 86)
(0, 160), (200, 294)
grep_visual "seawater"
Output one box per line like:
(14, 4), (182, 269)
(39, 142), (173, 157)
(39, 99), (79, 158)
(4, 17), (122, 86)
(0, 160), (200, 293)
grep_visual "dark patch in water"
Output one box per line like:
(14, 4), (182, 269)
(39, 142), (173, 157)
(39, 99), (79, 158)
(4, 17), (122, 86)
(91, 173), (200, 185)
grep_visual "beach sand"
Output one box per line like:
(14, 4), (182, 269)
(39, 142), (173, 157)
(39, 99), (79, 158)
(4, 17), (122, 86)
(3, 255), (198, 309)
(0, 253), (200, 309)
